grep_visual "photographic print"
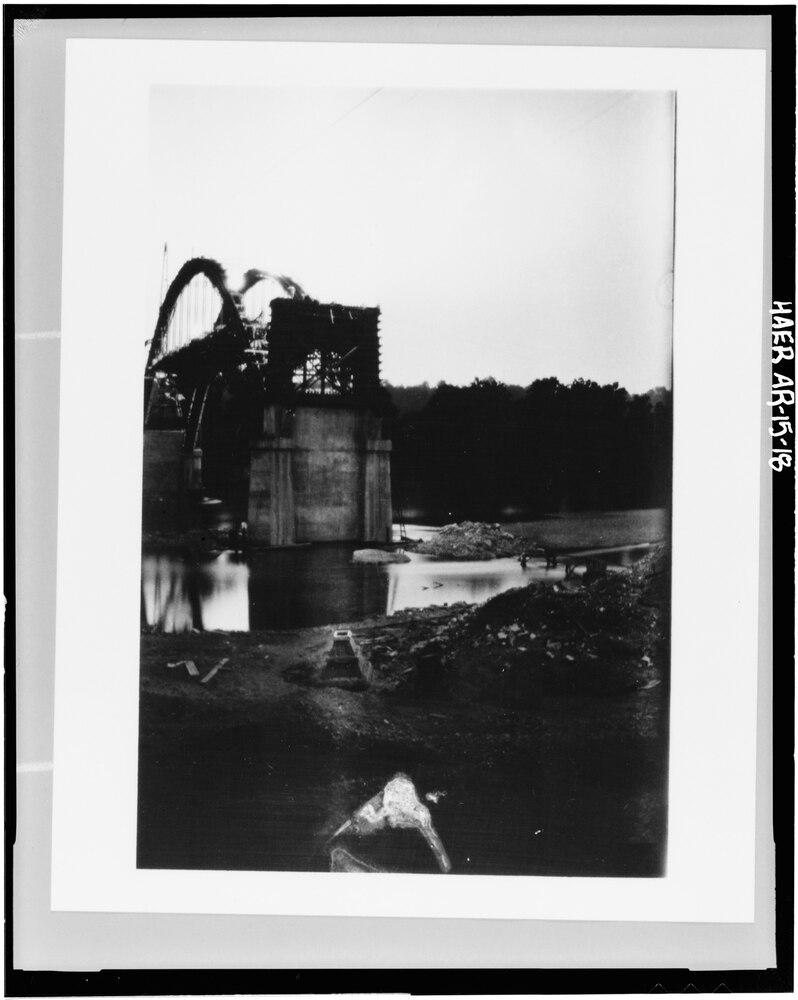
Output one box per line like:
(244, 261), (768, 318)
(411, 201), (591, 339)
(136, 83), (674, 878)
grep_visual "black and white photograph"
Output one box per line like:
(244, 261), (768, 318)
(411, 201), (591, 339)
(137, 83), (674, 878)
(12, 12), (790, 987)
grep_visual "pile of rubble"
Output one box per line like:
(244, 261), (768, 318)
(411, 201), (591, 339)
(416, 521), (532, 560)
(350, 605), (472, 691)
(353, 546), (670, 706)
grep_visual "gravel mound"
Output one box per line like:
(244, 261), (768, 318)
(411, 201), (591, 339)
(416, 521), (528, 560)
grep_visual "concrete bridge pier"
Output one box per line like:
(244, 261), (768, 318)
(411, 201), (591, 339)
(362, 439), (393, 544)
(247, 437), (296, 546)
(247, 405), (392, 546)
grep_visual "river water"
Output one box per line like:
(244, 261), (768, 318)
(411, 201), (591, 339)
(141, 531), (578, 632)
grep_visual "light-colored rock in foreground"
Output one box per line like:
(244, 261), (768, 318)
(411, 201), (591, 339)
(352, 548), (411, 564)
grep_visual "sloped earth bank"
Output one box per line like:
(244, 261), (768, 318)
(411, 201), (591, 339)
(138, 548), (670, 877)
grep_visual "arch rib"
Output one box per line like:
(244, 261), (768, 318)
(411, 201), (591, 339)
(146, 257), (247, 374)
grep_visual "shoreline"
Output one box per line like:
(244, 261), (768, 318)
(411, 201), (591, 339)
(141, 507), (669, 558)
(140, 548), (669, 747)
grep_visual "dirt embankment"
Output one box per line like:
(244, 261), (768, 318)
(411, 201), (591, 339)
(140, 546), (670, 761)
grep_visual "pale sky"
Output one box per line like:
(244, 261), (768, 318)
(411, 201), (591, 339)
(149, 86), (674, 393)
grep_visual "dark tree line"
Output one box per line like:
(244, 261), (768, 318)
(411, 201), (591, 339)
(385, 377), (672, 521)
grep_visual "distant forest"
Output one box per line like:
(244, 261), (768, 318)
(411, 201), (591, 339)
(383, 377), (672, 521)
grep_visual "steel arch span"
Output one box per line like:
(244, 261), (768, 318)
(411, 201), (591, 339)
(146, 257), (246, 372)
(146, 257), (309, 371)
(143, 256), (312, 439)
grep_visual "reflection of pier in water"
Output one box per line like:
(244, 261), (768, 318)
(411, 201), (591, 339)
(140, 535), (656, 633)
(247, 546), (389, 629)
(142, 552), (250, 632)
(140, 546), (572, 633)
(141, 543), (651, 633)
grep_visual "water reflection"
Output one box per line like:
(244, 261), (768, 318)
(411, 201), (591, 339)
(386, 554), (564, 614)
(142, 542), (570, 633)
(142, 551), (250, 632)
(248, 545), (389, 630)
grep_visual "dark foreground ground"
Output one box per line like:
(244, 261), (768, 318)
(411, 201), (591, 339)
(138, 545), (670, 878)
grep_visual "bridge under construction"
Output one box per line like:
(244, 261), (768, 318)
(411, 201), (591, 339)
(143, 257), (392, 545)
